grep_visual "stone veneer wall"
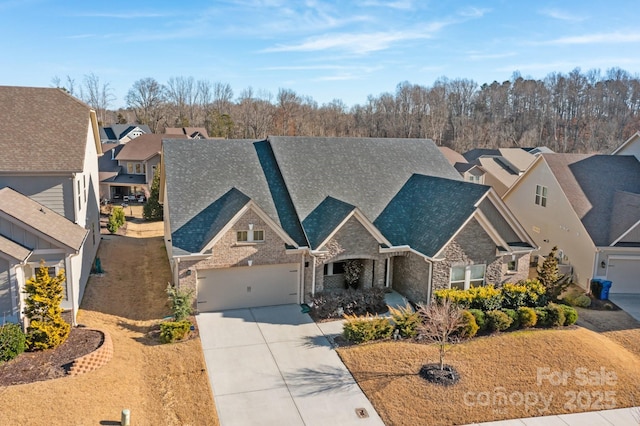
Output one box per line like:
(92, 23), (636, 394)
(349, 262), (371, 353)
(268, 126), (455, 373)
(177, 209), (301, 304)
(432, 218), (505, 291)
(304, 216), (389, 300)
(67, 329), (113, 376)
(500, 253), (531, 284)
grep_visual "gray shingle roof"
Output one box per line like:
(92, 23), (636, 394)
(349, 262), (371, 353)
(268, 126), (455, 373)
(375, 175), (490, 257)
(164, 139), (300, 251)
(163, 136), (530, 257)
(268, 136), (462, 222)
(99, 124), (151, 141)
(0, 187), (87, 251)
(302, 197), (356, 249)
(544, 154), (640, 246)
(609, 191), (640, 244)
(0, 86), (92, 173)
(172, 187), (250, 253)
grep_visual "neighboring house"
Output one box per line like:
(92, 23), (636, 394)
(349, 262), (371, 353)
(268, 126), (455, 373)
(0, 86), (102, 325)
(165, 127), (209, 139)
(99, 133), (187, 201)
(612, 131), (640, 160)
(161, 137), (535, 312)
(462, 148), (539, 196)
(503, 154), (640, 294)
(99, 124), (151, 144)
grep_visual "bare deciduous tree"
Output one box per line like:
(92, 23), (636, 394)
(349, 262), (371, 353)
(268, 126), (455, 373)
(126, 77), (166, 132)
(417, 299), (464, 370)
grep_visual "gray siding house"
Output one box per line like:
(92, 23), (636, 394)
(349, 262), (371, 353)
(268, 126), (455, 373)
(161, 137), (536, 312)
(0, 86), (102, 325)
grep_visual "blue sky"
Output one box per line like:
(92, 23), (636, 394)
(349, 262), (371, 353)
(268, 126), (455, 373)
(1, 0), (639, 107)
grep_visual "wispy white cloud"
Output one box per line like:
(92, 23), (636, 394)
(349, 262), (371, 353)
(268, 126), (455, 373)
(458, 7), (490, 18)
(539, 8), (586, 22)
(542, 32), (640, 45)
(75, 11), (169, 19)
(468, 52), (516, 60)
(262, 19), (452, 54)
(358, 0), (415, 10)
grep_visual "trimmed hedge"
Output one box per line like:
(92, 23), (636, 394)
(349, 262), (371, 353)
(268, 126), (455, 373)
(502, 308), (520, 330)
(343, 314), (394, 343)
(435, 280), (547, 312)
(561, 305), (578, 325)
(458, 310), (479, 338)
(546, 303), (566, 327)
(486, 310), (512, 332)
(160, 320), (191, 343)
(468, 309), (487, 332)
(518, 306), (538, 328)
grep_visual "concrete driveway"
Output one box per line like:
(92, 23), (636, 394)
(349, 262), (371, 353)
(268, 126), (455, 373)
(609, 293), (640, 321)
(196, 304), (384, 426)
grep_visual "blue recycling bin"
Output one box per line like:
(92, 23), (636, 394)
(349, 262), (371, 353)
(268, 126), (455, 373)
(600, 280), (612, 300)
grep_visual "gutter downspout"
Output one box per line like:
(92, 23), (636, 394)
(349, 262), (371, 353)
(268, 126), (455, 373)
(426, 258), (433, 304)
(311, 255), (317, 297)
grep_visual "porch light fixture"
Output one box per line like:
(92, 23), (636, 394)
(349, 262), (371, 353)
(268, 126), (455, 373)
(186, 269), (192, 276)
(600, 261), (606, 269)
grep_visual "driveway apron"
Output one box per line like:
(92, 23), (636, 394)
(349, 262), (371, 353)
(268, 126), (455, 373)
(197, 304), (384, 426)
(608, 293), (640, 322)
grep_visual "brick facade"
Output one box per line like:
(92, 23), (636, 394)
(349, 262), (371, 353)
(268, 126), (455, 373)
(177, 208), (301, 303)
(391, 252), (432, 303)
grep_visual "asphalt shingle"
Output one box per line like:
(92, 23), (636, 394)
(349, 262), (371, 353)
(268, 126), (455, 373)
(375, 175), (489, 257)
(0, 86), (93, 173)
(0, 187), (87, 251)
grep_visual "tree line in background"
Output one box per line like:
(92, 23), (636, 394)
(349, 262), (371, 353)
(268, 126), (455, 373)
(54, 67), (640, 153)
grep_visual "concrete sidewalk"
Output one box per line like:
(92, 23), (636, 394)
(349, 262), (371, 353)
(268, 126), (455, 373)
(197, 304), (384, 426)
(467, 406), (640, 425)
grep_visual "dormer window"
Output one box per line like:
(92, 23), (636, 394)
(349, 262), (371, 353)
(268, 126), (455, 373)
(127, 163), (146, 174)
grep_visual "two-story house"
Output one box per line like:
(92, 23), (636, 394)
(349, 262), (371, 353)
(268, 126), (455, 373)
(504, 153), (640, 294)
(99, 133), (187, 201)
(441, 147), (540, 196)
(99, 124), (151, 144)
(0, 86), (102, 325)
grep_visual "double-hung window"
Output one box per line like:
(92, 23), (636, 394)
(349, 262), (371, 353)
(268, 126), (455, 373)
(535, 185), (547, 207)
(450, 264), (486, 290)
(237, 229), (264, 243)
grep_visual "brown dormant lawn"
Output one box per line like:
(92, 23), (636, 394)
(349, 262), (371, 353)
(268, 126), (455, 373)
(0, 219), (219, 426)
(338, 326), (640, 426)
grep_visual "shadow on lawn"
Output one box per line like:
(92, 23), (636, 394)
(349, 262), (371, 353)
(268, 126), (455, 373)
(284, 365), (417, 396)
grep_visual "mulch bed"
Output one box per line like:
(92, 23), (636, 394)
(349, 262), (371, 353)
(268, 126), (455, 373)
(419, 363), (460, 386)
(0, 327), (103, 386)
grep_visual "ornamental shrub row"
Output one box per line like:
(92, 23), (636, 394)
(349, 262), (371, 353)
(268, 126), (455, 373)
(434, 279), (548, 310)
(341, 301), (578, 344)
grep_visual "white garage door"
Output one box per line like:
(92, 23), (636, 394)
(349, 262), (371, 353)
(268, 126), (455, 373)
(196, 263), (300, 311)
(608, 258), (640, 294)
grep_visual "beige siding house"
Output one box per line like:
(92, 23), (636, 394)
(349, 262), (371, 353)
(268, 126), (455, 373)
(504, 153), (640, 293)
